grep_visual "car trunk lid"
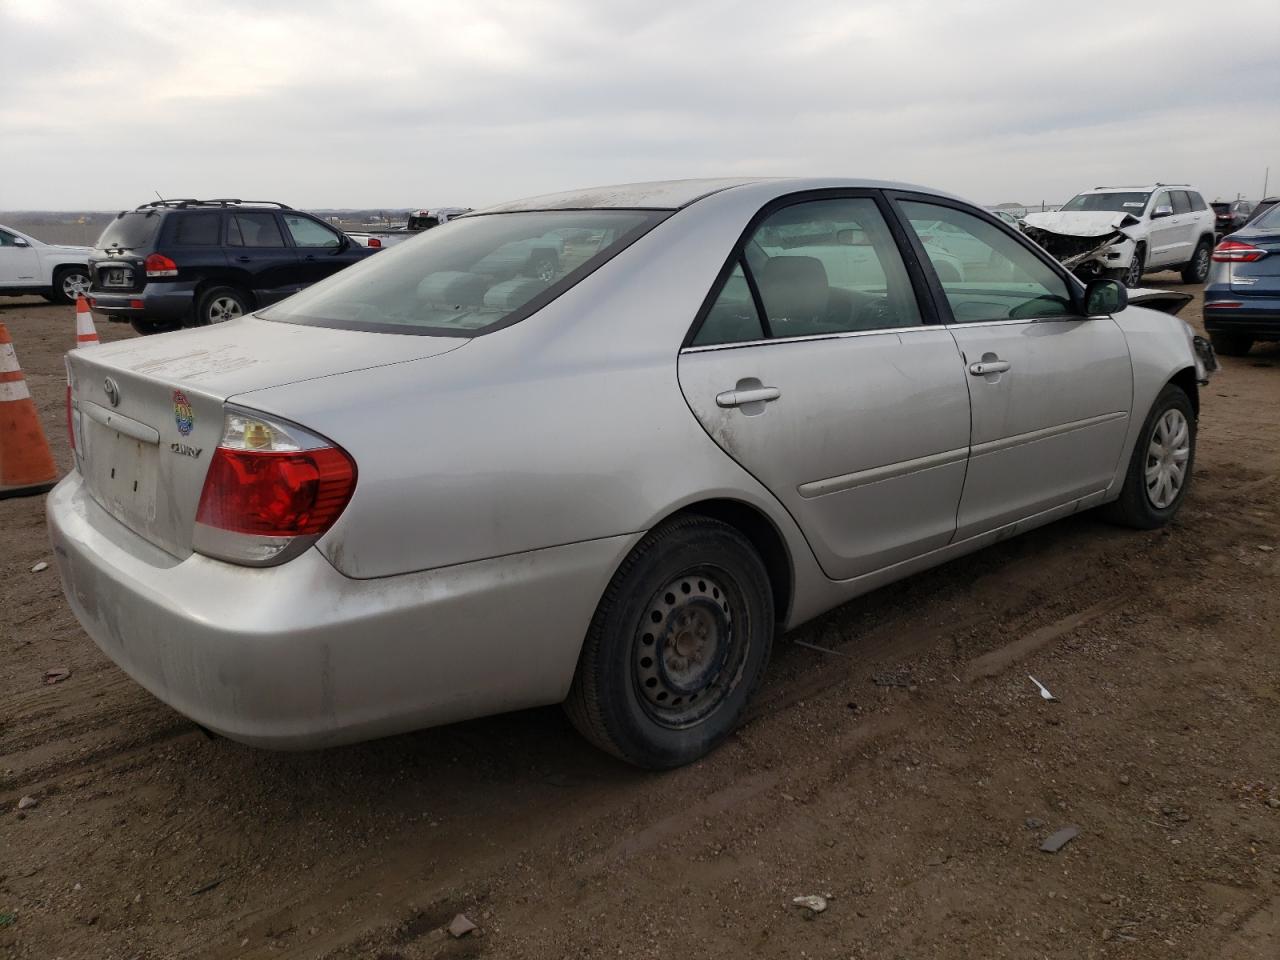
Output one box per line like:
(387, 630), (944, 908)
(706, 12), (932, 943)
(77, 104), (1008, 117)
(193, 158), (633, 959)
(67, 316), (466, 559)
(1228, 231), (1280, 286)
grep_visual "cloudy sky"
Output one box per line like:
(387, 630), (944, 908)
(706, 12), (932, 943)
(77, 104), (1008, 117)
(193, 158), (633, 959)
(3, 0), (1278, 211)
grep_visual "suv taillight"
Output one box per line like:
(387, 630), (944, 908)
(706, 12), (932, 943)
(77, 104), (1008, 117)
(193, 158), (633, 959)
(1212, 240), (1267, 262)
(193, 407), (356, 566)
(144, 253), (179, 277)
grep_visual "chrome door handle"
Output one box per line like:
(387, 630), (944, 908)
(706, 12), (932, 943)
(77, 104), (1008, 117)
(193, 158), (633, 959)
(716, 386), (781, 407)
(969, 360), (1011, 376)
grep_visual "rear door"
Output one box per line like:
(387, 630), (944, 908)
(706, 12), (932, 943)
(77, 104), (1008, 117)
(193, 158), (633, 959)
(226, 212), (301, 305)
(677, 192), (972, 581)
(1152, 190), (1187, 268)
(893, 196), (1133, 538)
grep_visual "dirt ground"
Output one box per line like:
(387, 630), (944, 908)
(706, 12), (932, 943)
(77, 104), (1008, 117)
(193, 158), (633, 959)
(2, 281), (1278, 960)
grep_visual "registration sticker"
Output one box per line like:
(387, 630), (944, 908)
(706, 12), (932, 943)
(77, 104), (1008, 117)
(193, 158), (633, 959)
(173, 390), (194, 436)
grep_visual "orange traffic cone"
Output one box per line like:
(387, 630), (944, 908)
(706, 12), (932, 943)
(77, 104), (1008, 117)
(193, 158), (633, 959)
(0, 324), (59, 499)
(75, 295), (99, 347)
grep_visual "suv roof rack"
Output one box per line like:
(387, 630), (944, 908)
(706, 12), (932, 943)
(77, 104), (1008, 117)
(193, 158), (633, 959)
(1092, 183), (1190, 190)
(132, 199), (294, 211)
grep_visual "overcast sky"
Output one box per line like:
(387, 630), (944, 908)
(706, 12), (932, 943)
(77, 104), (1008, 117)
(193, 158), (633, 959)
(3, 0), (1278, 211)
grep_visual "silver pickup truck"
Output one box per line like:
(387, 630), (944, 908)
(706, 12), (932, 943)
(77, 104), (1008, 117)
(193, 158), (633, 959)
(346, 207), (473, 248)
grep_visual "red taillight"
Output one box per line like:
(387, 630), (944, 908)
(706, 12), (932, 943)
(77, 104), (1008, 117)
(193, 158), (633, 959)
(367, 237), (382, 248)
(144, 253), (179, 277)
(192, 407), (356, 565)
(1212, 240), (1267, 262)
(196, 446), (356, 537)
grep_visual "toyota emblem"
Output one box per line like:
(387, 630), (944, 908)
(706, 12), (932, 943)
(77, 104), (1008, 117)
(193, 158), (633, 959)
(103, 377), (120, 407)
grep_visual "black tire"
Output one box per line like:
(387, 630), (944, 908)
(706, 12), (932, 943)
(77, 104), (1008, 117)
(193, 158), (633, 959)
(1208, 330), (1253, 357)
(129, 317), (183, 336)
(1180, 239), (1213, 284)
(49, 266), (91, 305)
(1119, 245), (1145, 288)
(195, 286), (250, 326)
(564, 516), (774, 769)
(1102, 383), (1196, 529)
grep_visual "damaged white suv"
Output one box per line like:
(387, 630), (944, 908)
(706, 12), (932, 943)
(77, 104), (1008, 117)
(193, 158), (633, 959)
(1022, 185), (1216, 288)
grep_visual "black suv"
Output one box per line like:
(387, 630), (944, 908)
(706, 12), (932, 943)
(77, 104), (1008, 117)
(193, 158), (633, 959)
(88, 199), (377, 334)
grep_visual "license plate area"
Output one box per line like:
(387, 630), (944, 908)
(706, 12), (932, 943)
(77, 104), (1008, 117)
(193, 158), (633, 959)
(82, 420), (158, 527)
(102, 268), (133, 288)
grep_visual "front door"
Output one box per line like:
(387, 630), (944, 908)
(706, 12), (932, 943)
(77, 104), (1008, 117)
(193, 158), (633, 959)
(280, 213), (352, 286)
(0, 228), (40, 286)
(895, 197), (1134, 538)
(678, 195), (971, 581)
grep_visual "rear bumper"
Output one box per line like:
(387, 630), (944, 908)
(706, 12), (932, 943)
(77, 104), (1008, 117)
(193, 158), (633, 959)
(1204, 295), (1280, 340)
(47, 471), (636, 749)
(90, 283), (196, 322)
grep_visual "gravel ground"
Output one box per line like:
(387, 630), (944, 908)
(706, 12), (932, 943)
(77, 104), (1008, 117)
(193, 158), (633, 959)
(1, 282), (1278, 959)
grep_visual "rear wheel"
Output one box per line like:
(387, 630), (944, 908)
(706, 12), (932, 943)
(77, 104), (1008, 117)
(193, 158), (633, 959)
(565, 516), (774, 769)
(195, 286), (250, 325)
(50, 266), (91, 305)
(1208, 330), (1253, 356)
(1102, 383), (1195, 529)
(1180, 239), (1212, 284)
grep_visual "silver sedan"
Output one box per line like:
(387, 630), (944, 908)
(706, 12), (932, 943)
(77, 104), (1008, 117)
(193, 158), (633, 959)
(49, 178), (1210, 768)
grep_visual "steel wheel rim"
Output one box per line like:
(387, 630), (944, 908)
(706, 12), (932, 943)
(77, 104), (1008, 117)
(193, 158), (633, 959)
(1145, 408), (1190, 509)
(633, 569), (748, 728)
(208, 296), (242, 323)
(62, 272), (90, 298)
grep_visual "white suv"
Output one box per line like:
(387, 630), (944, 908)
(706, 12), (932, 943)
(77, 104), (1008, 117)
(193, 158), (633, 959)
(1022, 185), (1217, 287)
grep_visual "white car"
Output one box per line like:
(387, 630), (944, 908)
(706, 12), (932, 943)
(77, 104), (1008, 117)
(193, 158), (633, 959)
(0, 224), (92, 303)
(1022, 185), (1217, 287)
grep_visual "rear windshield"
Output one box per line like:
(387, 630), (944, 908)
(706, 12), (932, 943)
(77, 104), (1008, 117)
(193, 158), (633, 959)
(1060, 192), (1151, 213)
(1252, 203), (1280, 229)
(1211, 202), (1231, 214)
(259, 210), (662, 336)
(96, 211), (162, 250)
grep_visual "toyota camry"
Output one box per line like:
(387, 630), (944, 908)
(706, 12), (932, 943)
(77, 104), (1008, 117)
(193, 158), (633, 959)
(49, 178), (1212, 768)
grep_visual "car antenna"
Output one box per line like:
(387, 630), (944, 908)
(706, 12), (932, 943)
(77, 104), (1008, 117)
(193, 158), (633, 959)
(154, 190), (166, 204)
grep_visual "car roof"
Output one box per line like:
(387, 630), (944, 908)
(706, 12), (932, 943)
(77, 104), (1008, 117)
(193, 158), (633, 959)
(477, 177), (962, 213)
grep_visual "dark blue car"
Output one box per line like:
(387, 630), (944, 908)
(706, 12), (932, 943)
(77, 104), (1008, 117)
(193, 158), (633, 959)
(89, 200), (378, 335)
(1204, 202), (1280, 356)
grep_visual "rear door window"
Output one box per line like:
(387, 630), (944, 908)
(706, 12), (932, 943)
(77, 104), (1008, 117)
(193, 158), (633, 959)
(1171, 191), (1192, 215)
(692, 262), (765, 346)
(228, 213), (286, 248)
(1187, 192), (1208, 211)
(171, 212), (223, 246)
(739, 197), (922, 339)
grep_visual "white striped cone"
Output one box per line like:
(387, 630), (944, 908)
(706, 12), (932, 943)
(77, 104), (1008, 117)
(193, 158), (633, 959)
(0, 336), (31, 404)
(75, 295), (99, 347)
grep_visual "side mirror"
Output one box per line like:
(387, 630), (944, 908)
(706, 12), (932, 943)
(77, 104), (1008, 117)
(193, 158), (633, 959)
(1151, 204), (1173, 219)
(12, 237), (29, 247)
(1084, 278), (1128, 315)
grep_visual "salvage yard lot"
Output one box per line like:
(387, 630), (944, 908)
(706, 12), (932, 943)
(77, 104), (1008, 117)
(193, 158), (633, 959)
(1, 283), (1278, 959)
